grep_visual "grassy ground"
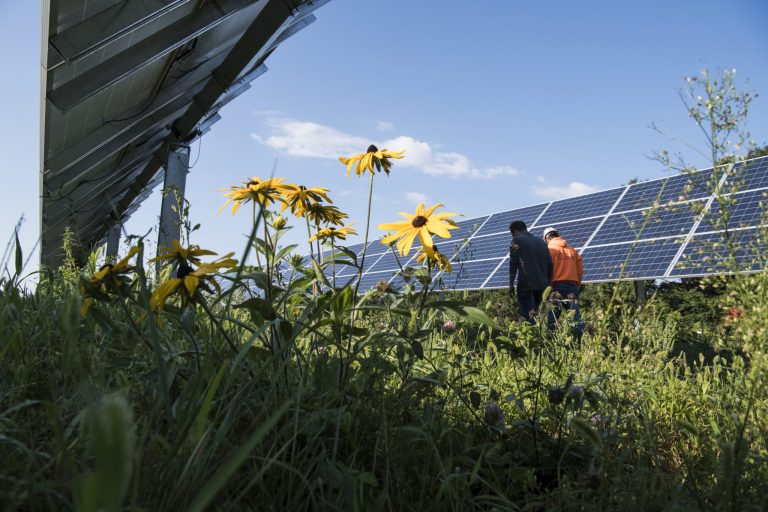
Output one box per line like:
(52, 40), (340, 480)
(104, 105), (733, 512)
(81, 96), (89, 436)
(1, 247), (767, 511)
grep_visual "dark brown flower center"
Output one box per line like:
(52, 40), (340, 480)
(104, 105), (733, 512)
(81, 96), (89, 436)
(412, 216), (427, 228)
(247, 180), (259, 187)
(176, 262), (194, 279)
(367, 144), (378, 153)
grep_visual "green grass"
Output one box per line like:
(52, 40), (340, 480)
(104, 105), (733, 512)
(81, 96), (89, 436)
(1, 248), (767, 511)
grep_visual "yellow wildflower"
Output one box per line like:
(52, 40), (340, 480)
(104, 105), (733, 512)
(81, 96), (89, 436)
(415, 245), (453, 273)
(80, 246), (141, 316)
(308, 224), (357, 243)
(305, 203), (348, 226)
(150, 253), (237, 310)
(339, 144), (404, 178)
(280, 184), (332, 218)
(378, 203), (458, 257)
(218, 177), (288, 215)
(150, 240), (217, 266)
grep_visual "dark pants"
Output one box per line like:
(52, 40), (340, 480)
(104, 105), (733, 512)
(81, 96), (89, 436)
(517, 288), (545, 324)
(547, 282), (584, 334)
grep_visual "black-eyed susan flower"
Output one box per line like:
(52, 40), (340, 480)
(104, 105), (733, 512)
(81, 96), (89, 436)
(280, 184), (332, 218)
(378, 203), (458, 257)
(308, 224), (357, 243)
(218, 177), (288, 215)
(80, 245), (140, 316)
(150, 253), (237, 310)
(305, 203), (348, 226)
(272, 215), (287, 230)
(339, 145), (405, 178)
(415, 244), (453, 273)
(149, 240), (218, 267)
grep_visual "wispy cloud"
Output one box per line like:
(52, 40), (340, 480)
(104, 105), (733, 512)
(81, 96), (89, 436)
(376, 120), (395, 132)
(405, 191), (429, 205)
(251, 117), (522, 180)
(532, 181), (600, 200)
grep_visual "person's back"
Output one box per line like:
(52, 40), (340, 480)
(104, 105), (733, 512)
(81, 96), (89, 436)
(547, 236), (582, 285)
(543, 228), (584, 335)
(509, 221), (552, 322)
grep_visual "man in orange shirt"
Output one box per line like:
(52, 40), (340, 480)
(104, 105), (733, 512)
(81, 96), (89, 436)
(543, 227), (584, 335)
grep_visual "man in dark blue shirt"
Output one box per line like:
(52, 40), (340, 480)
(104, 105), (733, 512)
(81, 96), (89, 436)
(509, 220), (553, 323)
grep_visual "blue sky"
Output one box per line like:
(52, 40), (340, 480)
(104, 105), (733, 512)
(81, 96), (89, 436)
(1, 0), (767, 270)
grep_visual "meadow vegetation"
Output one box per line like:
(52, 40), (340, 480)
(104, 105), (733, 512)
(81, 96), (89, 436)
(1, 69), (767, 511)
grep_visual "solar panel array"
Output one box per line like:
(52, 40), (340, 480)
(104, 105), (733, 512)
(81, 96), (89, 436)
(310, 156), (768, 291)
(41, 0), (330, 267)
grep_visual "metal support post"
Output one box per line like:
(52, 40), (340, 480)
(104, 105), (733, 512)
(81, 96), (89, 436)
(157, 144), (190, 268)
(106, 222), (121, 260)
(635, 280), (646, 307)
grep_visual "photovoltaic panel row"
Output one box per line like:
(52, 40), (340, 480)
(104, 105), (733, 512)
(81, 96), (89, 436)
(581, 238), (684, 281)
(671, 228), (764, 277)
(696, 189), (768, 233)
(727, 157), (768, 192)
(308, 155), (767, 290)
(589, 201), (704, 246)
(614, 168), (719, 213)
(536, 188), (624, 225)
(474, 204), (547, 236)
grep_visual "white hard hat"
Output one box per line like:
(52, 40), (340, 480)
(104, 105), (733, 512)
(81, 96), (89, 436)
(542, 227), (558, 239)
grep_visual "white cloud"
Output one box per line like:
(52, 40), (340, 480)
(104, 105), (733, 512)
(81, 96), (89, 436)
(376, 120), (395, 132)
(405, 191), (429, 205)
(250, 119), (368, 159)
(532, 181), (600, 200)
(251, 117), (523, 180)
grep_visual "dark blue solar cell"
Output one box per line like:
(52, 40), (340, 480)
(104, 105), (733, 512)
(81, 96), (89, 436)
(481, 258), (509, 289)
(474, 204), (548, 237)
(435, 259), (506, 290)
(697, 189), (768, 233)
(614, 170), (719, 213)
(356, 271), (396, 292)
(580, 238), (683, 281)
(725, 156), (768, 192)
(449, 216), (488, 240)
(529, 217), (603, 248)
(366, 250), (414, 272)
(589, 201), (702, 246)
(536, 187), (624, 226)
(671, 228), (764, 277)
(453, 233), (509, 261)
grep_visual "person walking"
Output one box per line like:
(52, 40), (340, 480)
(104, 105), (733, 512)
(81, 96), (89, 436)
(542, 227), (584, 334)
(509, 220), (552, 324)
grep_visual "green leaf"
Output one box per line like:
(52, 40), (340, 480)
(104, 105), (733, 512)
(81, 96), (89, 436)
(235, 298), (276, 325)
(424, 300), (500, 329)
(312, 258), (332, 289)
(273, 244), (298, 263)
(411, 340), (424, 359)
(469, 391), (481, 409)
(14, 229), (22, 278)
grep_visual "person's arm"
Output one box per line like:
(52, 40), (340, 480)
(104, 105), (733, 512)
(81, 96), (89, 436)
(577, 252), (583, 285)
(509, 243), (519, 293)
(546, 249), (553, 284)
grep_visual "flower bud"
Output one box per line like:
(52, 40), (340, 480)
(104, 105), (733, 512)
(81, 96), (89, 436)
(441, 320), (456, 333)
(272, 215), (287, 229)
(484, 402), (504, 427)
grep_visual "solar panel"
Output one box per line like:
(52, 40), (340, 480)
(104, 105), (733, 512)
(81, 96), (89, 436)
(670, 227), (764, 277)
(307, 155), (768, 290)
(41, 0), (331, 267)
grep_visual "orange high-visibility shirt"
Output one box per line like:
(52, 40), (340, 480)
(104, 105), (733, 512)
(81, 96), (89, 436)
(547, 237), (583, 285)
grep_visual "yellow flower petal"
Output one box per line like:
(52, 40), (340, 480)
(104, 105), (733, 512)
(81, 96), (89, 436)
(150, 279), (181, 310)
